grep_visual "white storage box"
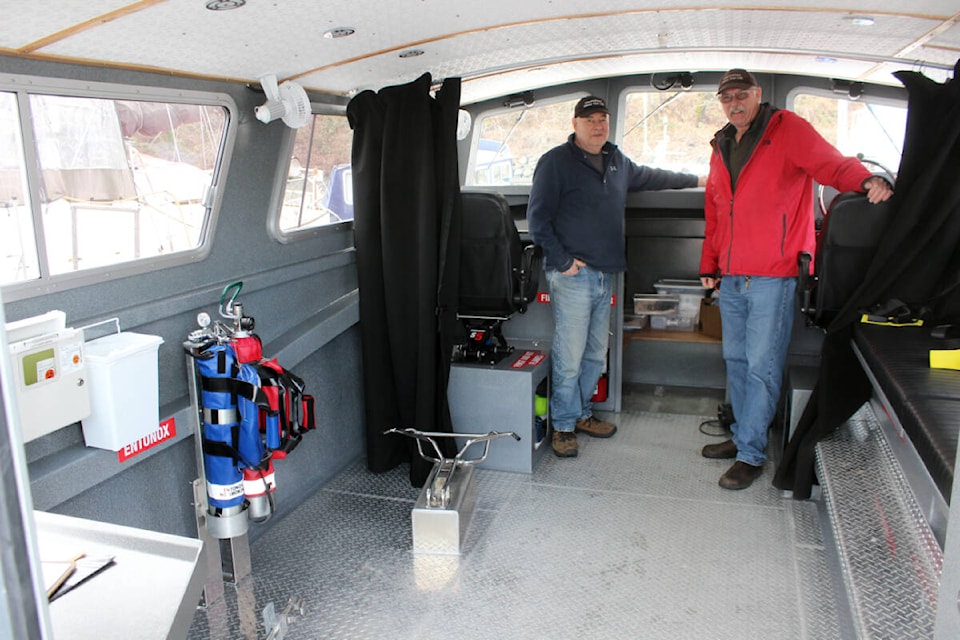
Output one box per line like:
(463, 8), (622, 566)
(81, 332), (164, 451)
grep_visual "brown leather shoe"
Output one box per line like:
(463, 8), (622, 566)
(575, 415), (617, 438)
(701, 439), (737, 459)
(552, 431), (578, 457)
(719, 461), (763, 490)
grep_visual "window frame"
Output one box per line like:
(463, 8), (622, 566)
(267, 103), (353, 244)
(464, 92), (588, 188)
(0, 72), (237, 303)
(614, 85), (729, 177)
(785, 84), (908, 175)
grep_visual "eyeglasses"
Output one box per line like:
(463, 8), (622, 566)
(719, 90), (754, 103)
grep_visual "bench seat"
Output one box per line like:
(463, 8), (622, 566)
(853, 324), (960, 502)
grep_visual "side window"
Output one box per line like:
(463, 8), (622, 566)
(791, 93), (906, 177)
(1, 82), (231, 291)
(467, 97), (580, 186)
(619, 90), (728, 175)
(277, 112), (353, 234)
(0, 92), (39, 283)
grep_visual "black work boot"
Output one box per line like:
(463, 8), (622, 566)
(701, 439), (737, 459)
(719, 461), (763, 490)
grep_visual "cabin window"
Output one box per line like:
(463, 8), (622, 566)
(467, 97), (581, 186)
(0, 79), (232, 295)
(0, 92), (39, 283)
(618, 90), (728, 176)
(467, 91), (728, 186)
(276, 112), (353, 234)
(791, 93), (906, 177)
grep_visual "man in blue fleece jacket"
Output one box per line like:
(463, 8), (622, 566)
(527, 95), (704, 457)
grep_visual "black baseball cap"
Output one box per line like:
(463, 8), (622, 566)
(574, 96), (609, 118)
(717, 69), (758, 94)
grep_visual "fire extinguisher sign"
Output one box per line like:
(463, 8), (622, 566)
(537, 292), (616, 306)
(118, 417), (177, 463)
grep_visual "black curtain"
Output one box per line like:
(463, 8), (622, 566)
(347, 73), (462, 486)
(774, 59), (960, 498)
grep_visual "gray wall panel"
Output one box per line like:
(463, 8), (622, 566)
(44, 327), (365, 542)
(0, 55), (365, 540)
(49, 437), (198, 537)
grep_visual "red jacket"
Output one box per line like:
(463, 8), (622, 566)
(700, 106), (874, 278)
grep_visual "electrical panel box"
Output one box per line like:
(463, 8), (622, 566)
(6, 311), (90, 442)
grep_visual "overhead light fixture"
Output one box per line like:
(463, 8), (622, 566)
(815, 56), (838, 64)
(399, 49), (425, 58)
(844, 15), (875, 26)
(323, 27), (356, 39)
(205, 0), (245, 10)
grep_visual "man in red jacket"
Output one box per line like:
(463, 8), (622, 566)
(699, 69), (893, 490)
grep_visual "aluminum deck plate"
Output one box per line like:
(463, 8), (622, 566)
(816, 406), (943, 640)
(188, 386), (841, 639)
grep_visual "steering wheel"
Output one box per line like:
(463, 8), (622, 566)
(817, 154), (897, 218)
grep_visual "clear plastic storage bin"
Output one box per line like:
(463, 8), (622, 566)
(623, 314), (649, 331)
(634, 293), (679, 315)
(650, 314), (697, 331)
(653, 279), (707, 322)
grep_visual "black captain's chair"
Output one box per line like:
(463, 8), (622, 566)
(798, 191), (895, 327)
(455, 190), (541, 364)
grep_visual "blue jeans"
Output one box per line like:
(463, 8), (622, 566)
(546, 267), (612, 432)
(719, 276), (796, 467)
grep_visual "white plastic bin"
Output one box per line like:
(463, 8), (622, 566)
(81, 332), (164, 451)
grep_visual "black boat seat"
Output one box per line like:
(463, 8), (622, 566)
(455, 190), (541, 364)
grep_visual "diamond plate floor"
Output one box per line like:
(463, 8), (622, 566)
(816, 406), (942, 640)
(187, 386), (840, 640)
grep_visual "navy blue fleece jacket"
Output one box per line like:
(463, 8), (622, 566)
(527, 134), (699, 273)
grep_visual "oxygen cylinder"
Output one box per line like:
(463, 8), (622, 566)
(243, 462), (276, 523)
(195, 344), (246, 527)
(232, 333), (262, 364)
(236, 361), (275, 521)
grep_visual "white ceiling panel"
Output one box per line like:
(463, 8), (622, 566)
(298, 9), (952, 101)
(922, 20), (960, 50)
(0, 1), (133, 47)
(1, 1), (957, 104)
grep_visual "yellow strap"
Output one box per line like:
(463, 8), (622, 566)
(860, 313), (924, 327)
(929, 349), (960, 370)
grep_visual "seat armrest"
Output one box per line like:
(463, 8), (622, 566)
(797, 251), (813, 318)
(515, 243), (542, 313)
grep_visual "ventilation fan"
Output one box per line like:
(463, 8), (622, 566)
(254, 73), (311, 128)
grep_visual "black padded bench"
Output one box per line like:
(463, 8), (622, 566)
(852, 324), (960, 503)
